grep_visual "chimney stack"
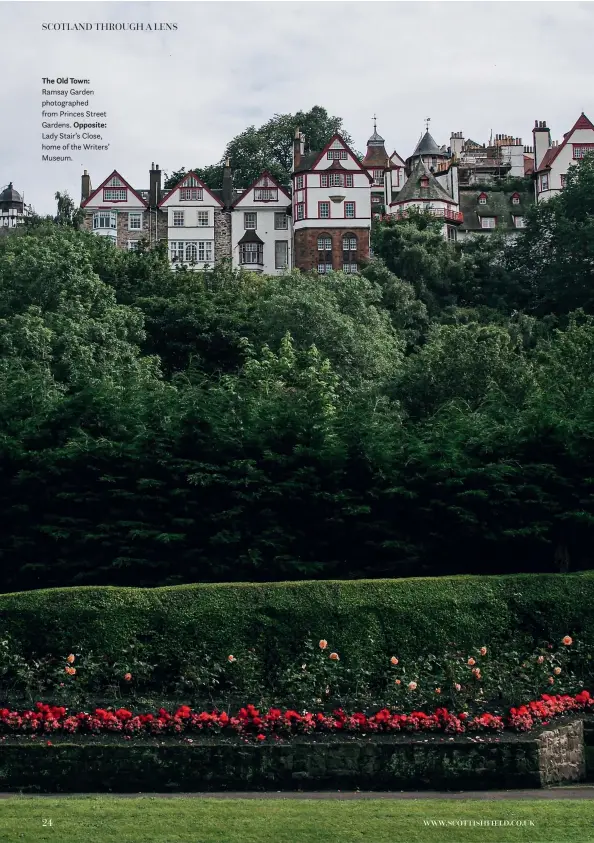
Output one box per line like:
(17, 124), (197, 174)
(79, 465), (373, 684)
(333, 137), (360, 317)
(81, 169), (91, 203)
(222, 158), (233, 208)
(293, 127), (305, 172)
(149, 163), (161, 209)
(532, 120), (551, 170)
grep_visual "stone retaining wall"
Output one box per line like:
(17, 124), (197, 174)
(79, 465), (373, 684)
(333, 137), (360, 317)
(0, 719), (585, 793)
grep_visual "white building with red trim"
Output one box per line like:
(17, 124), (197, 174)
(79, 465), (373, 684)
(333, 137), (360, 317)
(158, 171), (223, 267)
(231, 172), (292, 274)
(292, 130), (372, 273)
(533, 112), (594, 202)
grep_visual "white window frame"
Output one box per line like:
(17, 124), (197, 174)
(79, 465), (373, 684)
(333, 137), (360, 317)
(512, 196), (520, 205)
(296, 203), (305, 221)
(327, 150), (347, 160)
(345, 174), (353, 188)
(478, 195), (487, 205)
(93, 211), (117, 230)
(319, 202), (330, 219)
(128, 213), (142, 231)
(275, 240), (288, 270)
(103, 188), (127, 202)
(239, 242), (263, 265)
(373, 169), (383, 185)
(344, 202), (355, 219)
(127, 240), (140, 251)
(197, 211), (209, 227)
(180, 188), (203, 201)
(480, 216), (496, 229)
(254, 188), (278, 202)
(173, 211), (185, 227)
(573, 146), (594, 160)
(274, 212), (288, 230)
(540, 174), (549, 191)
(185, 242), (198, 263)
(342, 235), (357, 252)
(320, 174), (328, 188)
(514, 216), (526, 228)
(329, 173), (343, 187)
(318, 236), (332, 251)
(198, 241), (213, 263)
(318, 263), (333, 273)
(342, 263), (358, 274)
(295, 175), (304, 190)
(244, 212), (257, 230)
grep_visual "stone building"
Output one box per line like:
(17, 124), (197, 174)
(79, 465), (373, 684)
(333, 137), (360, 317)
(533, 112), (594, 202)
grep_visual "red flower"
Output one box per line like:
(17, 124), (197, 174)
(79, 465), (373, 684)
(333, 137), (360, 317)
(256, 733), (266, 741)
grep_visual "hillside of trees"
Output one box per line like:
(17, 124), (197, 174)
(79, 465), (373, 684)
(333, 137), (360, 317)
(1, 154), (594, 592)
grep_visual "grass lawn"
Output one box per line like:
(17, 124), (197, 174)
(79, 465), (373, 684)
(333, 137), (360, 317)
(0, 796), (593, 843)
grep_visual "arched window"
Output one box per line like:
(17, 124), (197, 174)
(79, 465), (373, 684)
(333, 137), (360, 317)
(318, 235), (332, 251)
(185, 242), (197, 262)
(343, 234), (357, 253)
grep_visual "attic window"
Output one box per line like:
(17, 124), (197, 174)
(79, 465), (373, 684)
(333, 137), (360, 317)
(327, 150), (347, 160)
(420, 176), (429, 188)
(254, 188), (278, 202)
(511, 193), (520, 205)
(478, 193), (487, 205)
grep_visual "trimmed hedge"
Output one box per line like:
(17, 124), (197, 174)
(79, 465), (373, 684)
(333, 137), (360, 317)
(0, 573), (593, 667)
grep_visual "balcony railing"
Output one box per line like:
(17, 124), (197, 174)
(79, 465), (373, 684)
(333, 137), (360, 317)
(388, 207), (464, 224)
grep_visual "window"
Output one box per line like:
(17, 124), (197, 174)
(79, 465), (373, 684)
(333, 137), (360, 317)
(511, 194), (520, 205)
(275, 240), (288, 270)
(198, 241), (213, 262)
(185, 243), (198, 263)
(128, 213), (142, 230)
(185, 176), (200, 187)
(447, 226), (457, 242)
(373, 169), (383, 185)
(478, 193), (487, 205)
(480, 217), (496, 229)
(344, 202), (355, 219)
(560, 174), (567, 189)
(329, 173), (343, 187)
(394, 169), (401, 187)
(254, 188), (278, 202)
(514, 216), (526, 228)
(540, 174), (549, 191)
(318, 263), (333, 273)
(240, 242), (263, 265)
(296, 175), (304, 190)
(573, 145), (594, 159)
(342, 263), (358, 274)
(127, 240), (140, 251)
(197, 211), (209, 227)
(244, 212), (257, 230)
(173, 211), (185, 227)
(319, 202), (330, 219)
(274, 212), (288, 230)
(106, 176), (123, 187)
(170, 241), (184, 262)
(327, 150), (347, 159)
(180, 188), (203, 201)
(103, 188), (127, 201)
(296, 203), (305, 221)
(343, 234), (357, 252)
(93, 211), (117, 230)
(320, 174), (328, 187)
(318, 235), (332, 251)
(371, 195), (382, 204)
(420, 177), (429, 188)
(346, 174), (353, 188)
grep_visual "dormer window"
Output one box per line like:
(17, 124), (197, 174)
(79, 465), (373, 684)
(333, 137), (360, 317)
(511, 193), (520, 205)
(327, 150), (347, 160)
(420, 176), (429, 188)
(478, 193), (487, 205)
(254, 188), (278, 202)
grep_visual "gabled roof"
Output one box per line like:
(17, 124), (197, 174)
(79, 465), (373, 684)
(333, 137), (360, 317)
(294, 134), (372, 181)
(534, 112), (594, 173)
(158, 171), (223, 207)
(231, 170), (291, 208)
(389, 150), (406, 168)
(391, 160), (455, 206)
(81, 169), (148, 208)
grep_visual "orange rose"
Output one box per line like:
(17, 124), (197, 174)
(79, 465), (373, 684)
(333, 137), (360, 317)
(472, 667), (481, 678)
(553, 667), (561, 675)
(407, 681), (417, 691)
(124, 672), (132, 681)
(562, 636), (573, 646)
(329, 652), (340, 661)
(319, 640), (328, 650)
(227, 655), (236, 663)
(479, 647), (487, 656)
(435, 688), (441, 694)
(390, 656), (398, 666)
(64, 666), (76, 676)
(66, 654), (75, 664)
(395, 679), (401, 685)
(467, 658), (476, 666)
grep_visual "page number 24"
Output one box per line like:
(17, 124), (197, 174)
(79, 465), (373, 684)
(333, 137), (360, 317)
(42, 819), (53, 827)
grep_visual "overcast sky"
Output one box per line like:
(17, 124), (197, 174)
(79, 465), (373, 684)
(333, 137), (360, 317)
(1, 1), (593, 214)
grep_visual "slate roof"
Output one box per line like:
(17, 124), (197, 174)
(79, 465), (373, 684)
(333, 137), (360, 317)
(0, 183), (22, 204)
(534, 112), (594, 173)
(458, 188), (534, 232)
(411, 130), (449, 158)
(392, 160), (454, 205)
(238, 229), (264, 245)
(294, 152), (318, 173)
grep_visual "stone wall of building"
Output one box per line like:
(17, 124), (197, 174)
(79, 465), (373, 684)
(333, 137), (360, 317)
(294, 227), (370, 272)
(214, 210), (232, 262)
(538, 718), (585, 785)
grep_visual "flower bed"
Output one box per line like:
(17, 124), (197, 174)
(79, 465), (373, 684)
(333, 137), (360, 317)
(0, 691), (591, 742)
